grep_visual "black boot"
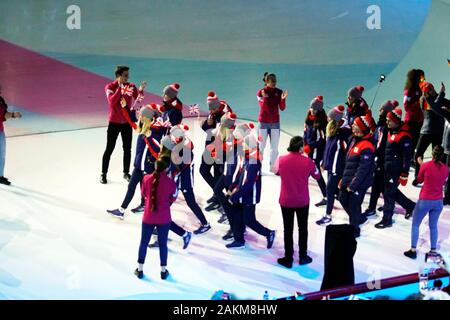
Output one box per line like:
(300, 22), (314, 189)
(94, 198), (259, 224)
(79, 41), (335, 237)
(134, 268), (144, 279)
(123, 173), (131, 182)
(403, 249), (417, 260)
(0, 176), (11, 186)
(277, 257), (293, 269)
(161, 269), (170, 280)
(100, 173), (107, 184)
(299, 255), (313, 265)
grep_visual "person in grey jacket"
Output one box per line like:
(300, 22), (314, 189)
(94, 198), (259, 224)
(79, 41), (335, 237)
(413, 82), (447, 186)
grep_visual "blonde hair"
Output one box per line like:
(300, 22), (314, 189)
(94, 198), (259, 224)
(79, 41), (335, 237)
(137, 116), (153, 135)
(326, 120), (340, 137)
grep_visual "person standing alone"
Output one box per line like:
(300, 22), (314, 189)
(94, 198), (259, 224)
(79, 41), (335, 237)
(101, 66), (146, 184)
(274, 136), (321, 267)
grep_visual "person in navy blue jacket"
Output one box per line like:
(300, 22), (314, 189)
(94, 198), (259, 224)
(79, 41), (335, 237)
(362, 100), (399, 218)
(200, 92), (233, 211)
(162, 83), (183, 127)
(316, 105), (351, 226)
(375, 108), (416, 229)
(345, 85), (369, 126)
(225, 134), (276, 250)
(107, 103), (166, 218)
(339, 114), (375, 238)
(154, 123), (211, 236)
(303, 96), (328, 207)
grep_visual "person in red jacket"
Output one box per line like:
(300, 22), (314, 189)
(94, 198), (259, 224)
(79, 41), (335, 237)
(101, 65), (146, 184)
(403, 69), (425, 160)
(135, 156), (175, 280)
(256, 72), (288, 172)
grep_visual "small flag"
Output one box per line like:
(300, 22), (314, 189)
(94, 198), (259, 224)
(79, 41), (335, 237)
(189, 104), (200, 116)
(121, 85), (134, 96)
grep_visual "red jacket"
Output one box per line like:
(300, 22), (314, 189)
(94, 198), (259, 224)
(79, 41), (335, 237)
(141, 173), (177, 225)
(403, 89), (424, 123)
(105, 80), (142, 124)
(257, 86), (286, 123)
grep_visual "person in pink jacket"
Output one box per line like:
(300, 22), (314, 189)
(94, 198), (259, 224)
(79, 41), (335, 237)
(257, 72), (288, 172)
(273, 136), (321, 268)
(404, 145), (449, 261)
(135, 156), (176, 280)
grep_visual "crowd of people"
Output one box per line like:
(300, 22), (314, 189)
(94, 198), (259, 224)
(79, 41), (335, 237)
(96, 66), (450, 279)
(1, 65), (448, 283)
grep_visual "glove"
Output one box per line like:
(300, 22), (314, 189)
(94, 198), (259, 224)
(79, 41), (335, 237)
(303, 144), (311, 155)
(399, 173), (408, 186)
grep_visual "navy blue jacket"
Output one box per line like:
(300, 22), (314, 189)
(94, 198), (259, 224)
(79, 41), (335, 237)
(133, 135), (152, 173)
(341, 134), (375, 192)
(201, 111), (225, 147)
(345, 98), (369, 126)
(373, 122), (388, 171)
(323, 126), (351, 175)
(134, 126), (166, 173)
(384, 123), (413, 177)
(304, 121), (326, 162)
(163, 98), (183, 126)
(229, 155), (262, 205)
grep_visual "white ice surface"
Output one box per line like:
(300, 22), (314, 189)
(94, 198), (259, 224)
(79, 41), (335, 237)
(1, 117), (449, 300)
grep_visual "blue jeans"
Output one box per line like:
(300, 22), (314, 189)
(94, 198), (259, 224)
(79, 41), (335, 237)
(138, 223), (170, 266)
(258, 122), (280, 168)
(0, 132), (5, 177)
(411, 199), (443, 250)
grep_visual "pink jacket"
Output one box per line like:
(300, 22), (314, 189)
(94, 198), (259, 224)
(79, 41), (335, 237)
(274, 152), (321, 208)
(141, 172), (177, 225)
(417, 160), (449, 200)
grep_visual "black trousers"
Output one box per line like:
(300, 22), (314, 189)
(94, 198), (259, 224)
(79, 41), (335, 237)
(213, 175), (234, 224)
(408, 121), (422, 156)
(339, 188), (366, 234)
(182, 189), (208, 225)
(102, 122), (132, 174)
(199, 160), (223, 192)
(382, 173), (416, 223)
(280, 205), (309, 259)
(367, 168), (384, 211)
(231, 203), (270, 243)
(415, 133), (443, 178)
(325, 172), (341, 215)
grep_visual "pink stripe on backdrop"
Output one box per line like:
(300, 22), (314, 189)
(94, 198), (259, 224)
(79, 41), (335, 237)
(0, 39), (206, 127)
